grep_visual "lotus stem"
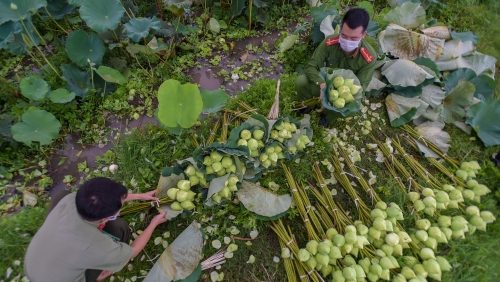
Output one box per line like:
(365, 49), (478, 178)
(292, 97), (321, 110)
(206, 119), (220, 146)
(236, 100), (258, 114)
(220, 112), (230, 142)
(188, 134), (200, 148)
(222, 108), (251, 120)
(42, 7), (68, 35)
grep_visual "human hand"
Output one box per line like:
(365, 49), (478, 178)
(151, 210), (168, 227)
(96, 270), (113, 282)
(319, 82), (326, 99)
(140, 190), (158, 201)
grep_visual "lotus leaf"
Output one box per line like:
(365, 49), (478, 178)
(67, 0), (83, 6)
(205, 174), (230, 207)
(98, 26), (127, 44)
(386, 94), (421, 127)
(436, 53), (496, 78)
(388, 0), (419, 7)
(157, 79), (203, 128)
(437, 39), (474, 61)
(383, 2), (426, 29)
(381, 60), (434, 87)
(443, 68), (495, 100)
(237, 181), (291, 218)
(61, 64), (91, 98)
(20, 76), (49, 101)
(79, 0), (124, 33)
(0, 22), (15, 48)
(466, 99), (500, 147)
(450, 30), (479, 44)
(107, 57), (127, 73)
(379, 24), (445, 60)
(39, 0), (74, 19)
(442, 79), (475, 123)
(311, 4), (339, 24)
(420, 85), (445, 108)
(124, 17), (161, 42)
(65, 30), (105, 67)
(200, 89), (228, 113)
(0, 20), (39, 55)
(0, 114), (13, 138)
(0, 0), (47, 25)
(218, 20), (227, 29)
(414, 58), (440, 77)
(414, 121), (450, 157)
(93, 73), (116, 97)
(49, 88), (75, 103)
(366, 76), (387, 92)
(95, 66), (127, 85)
(358, 1), (374, 18)
(126, 44), (155, 56)
(208, 18), (220, 33)
(253, 0), (268, 8)
(279, 35), (298, 53)
(143, 221), (203, 282)
(164, 0), (193, 16)
(229, 0), (245, 18)
(319, 15), (336, 38)
(422, 26), (451, 40)
(11, 109), (61, 146)
(366, 21), (380, 37)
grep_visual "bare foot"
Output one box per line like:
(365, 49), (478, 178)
(96, 270), (113, 281)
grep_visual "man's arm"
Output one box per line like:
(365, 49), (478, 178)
(124, 190), (158, 202)
(130, 210), (167, 259)
(356, 59), (377, 93)
(304, 39), (330, 86)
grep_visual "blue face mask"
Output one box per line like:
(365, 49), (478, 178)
(339, 37), (361, 52)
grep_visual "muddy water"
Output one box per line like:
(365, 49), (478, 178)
(48, 116), (158, 195)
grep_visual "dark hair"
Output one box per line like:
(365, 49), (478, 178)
(76, 177), (128, 221)
(342, 8), (370, 33)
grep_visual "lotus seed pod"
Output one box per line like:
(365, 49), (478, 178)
(317, 242), (330, 255)
(415, 230), (428, 242)
(328, 246), (342, 259)
(413, 264), (428, 278)
(237, 139), (248, 146)
(422, 188), (435, 197)
(297, 249), (310, 262)
(240, 129), (252, 140)
(420, 247), (435, 260)
(423, 236), (437, 250)
(170, 201), (183, 211)
(473, 184), (491, 196)
(380, 257), (395, 269)
(306, 240), (319, 255)
(413, 200), (425, 212)
(321, 264), (333, 277)
(306, 257), (317, 269)
(375, 201), (388, 210)
(436, 256), (452, 272)
(381, 244), (394, 256)
(343, 255), (356, 267)
(393, 244), (403, 256)
(480, 210), (496, 223)
(332, 270), (346, 282)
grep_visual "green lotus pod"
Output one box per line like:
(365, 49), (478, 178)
(428, 227), (443, 240)
(211, 161), (223, 173)
(333, 76), (344, 88)
(420, 247), (435, 260)
(406, 192), (420, 203)
(451, 216), (468, 231)
(416, 219), (431, 231)
(460, 161), (474, 171)
(329, 89), (339, 101)
(332, 270), (346, 282)
(480, 210), (496, 223)
(306, 240), (319, 255)
(423, 196), (437, 209)
(393, 243), (403, 256)
(353, 264), (366, 278)
(411, 199), (424, 212)
(332, 97), (345, 109)
(317, 242), (330, 255)
(341, 255), (355, 267)
(342, 266), (356, 280)
(385, 219), (394, 232)
(166, 188), (179, 200)
(177, 180), (191, 191)
(176, 190), (189, 202)
(447, 200), (459, 209)
(367, 272), (379, 282)
(397, 231), (411, 243)
(370, 208), (386, 219)
(384, 233), (399, 246)
(423, 259), (441, 275)
(332, 234), (346, 247)
(467, 170), (476, 178)
(451, 229), (465, 240)
(252, 129), (264, 140)
(413, 264), (428, 278)
(184, 165), (197, 176)
(422, 188), (435, 197)
(313, 253), (328, 267)
(473, 184), (491, 196)
(368, 227), (381, 240)
(341, 243), (353, 256)
(345, 232), (357, 245)
(237, 139), (248, 146)
(240, 129), (252, 140)
(188, 175), (200, 186)
(246, 138), (258, 151)
(170, 201), (183, 211)
(415, 230), (429, 242)
(326, 228), (338, 240)
(373, 217), (387, 231)
(380, 244), (394, 256)
(216, 168), (226, 177)
(401, 266), (417, 279)
(180, 200), (195, 210)
(356, 224), (369, 235)
(455, 169), (468, 180)
(327, 246), (341, 260)
(436, 256), (452, 272)
(262, 159), (272, 168)
(297, 248), (310, 262)
(423, 236), (437, 250)
(306, 256), (317, 269)
(369, 263), (383, 276)
(206, 166), (215, 174)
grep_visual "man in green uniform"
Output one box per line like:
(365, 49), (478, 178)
(24, 177), (168, 282)
(295, 8), (377, 125)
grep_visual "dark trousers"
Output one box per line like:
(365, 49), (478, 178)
(47, 190), (131, 282)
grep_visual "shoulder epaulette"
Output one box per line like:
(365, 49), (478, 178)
(360, 47), (374, 63)
(325, 37), (339, 46)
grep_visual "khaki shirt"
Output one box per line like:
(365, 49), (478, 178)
(24, 193), (133, 282)
(305, 34), (377, 91)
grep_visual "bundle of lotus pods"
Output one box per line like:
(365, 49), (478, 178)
(167, 179), (197, 211)
(259, 144), (286, 168)
(210, 175), (240, 204)
(203, 151), (237, 177)
(329, 76), (360, 109)
(270, 120), (298, 143)
(237, 128), (266, 157)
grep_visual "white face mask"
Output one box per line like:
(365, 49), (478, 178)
(339, 37), (361, 52)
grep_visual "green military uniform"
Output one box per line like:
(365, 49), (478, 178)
(296, 34), (377, 122)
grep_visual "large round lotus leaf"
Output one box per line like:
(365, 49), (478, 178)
(157, 79), (203, 128)
(383, 2), (426, 29)
(200, 89), (228, 113)
(442, 80), (475, 123)
(95, 66), (127, 85)
(67, 0), (83, 7)
(0, 21), (17, 48)
(414, 121), (450, 157)
(450, 30), (479, 44)
(11, 109), (61, 146)
(0, 20), (39, 55)
(379, 24), (445, 60)
(165, 0), (193, 16)
(0, 0), (47, 25)
(0, 114), (13, 138)
(61, 64), (91, 98)
(435, 53), (497, 78)
(49, 88), (75, 103)
(79, 0), (124, 33)
(438, 39), (474, 62)
(236, 181), (291, 218)
(466, 99), (500, 147)
(39, 0), (74, 19)
(420, 85), (445, 108)
(65, 30), (105, 67)
(123, 17), (161, 42)
(421, 26), (451, 40)
(386, 94), (421, 127)
(143, 221), (203, 282)
(20, 76), (49, 101)
(381, 60), (435, 87)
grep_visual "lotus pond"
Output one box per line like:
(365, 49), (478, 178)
(1, 0), (500, 281)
